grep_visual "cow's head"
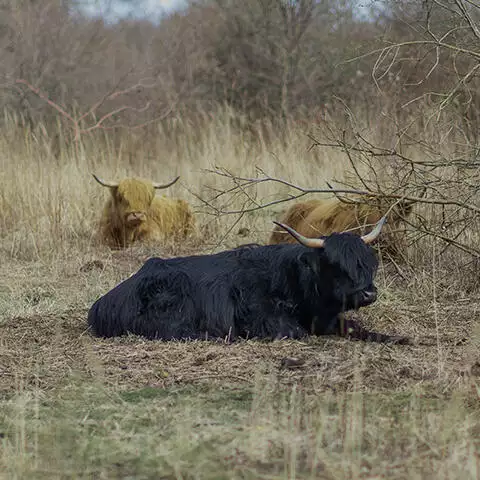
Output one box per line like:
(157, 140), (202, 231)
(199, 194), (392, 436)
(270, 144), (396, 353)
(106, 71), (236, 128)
(355, 194), (421, 228)
(93, 174), (179, 227)
(354, 196), (421, 258)
(274, 216), (386, 310)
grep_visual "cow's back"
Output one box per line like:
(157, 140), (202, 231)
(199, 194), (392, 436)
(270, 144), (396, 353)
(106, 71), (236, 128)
(270, 198), (387, 244)
(87, 246), (272, 340)
(88, 257), (200, 339)
(269, 199), (324, 244)
(303, 200), (383, 237)
(87, 259), (161, 337)
(150, 195), (195, 239)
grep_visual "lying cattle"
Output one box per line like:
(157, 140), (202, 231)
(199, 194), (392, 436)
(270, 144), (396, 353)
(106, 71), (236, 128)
(268, 196), (415, 258)
(93, 174), (195, 249)
(88, 216), (406, 343)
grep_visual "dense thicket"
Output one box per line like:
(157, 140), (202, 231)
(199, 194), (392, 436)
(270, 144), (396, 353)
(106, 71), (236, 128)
(0, 0), (477, 138)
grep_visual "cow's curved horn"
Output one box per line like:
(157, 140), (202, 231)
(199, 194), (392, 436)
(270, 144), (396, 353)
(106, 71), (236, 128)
(272, 221), (325, 248)
(92, 173), (118, 188)
(360, 215), (387, 244)
(152, 176), (180, 189)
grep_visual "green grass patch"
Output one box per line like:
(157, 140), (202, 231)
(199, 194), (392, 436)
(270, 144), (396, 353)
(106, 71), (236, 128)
(1, 376), (478, 480)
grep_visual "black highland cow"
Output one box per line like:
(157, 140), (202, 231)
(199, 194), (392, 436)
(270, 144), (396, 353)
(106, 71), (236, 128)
(88, 216), (407, 343)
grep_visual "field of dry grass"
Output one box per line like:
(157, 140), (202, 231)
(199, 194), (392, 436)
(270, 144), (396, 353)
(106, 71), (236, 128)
(0, 108), (479, 479)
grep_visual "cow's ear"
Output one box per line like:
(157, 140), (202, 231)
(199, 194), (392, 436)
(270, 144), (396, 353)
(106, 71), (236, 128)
(299, 251), (320, 274)
(109, 187), (122, 202)
(108, 186), (119, 197)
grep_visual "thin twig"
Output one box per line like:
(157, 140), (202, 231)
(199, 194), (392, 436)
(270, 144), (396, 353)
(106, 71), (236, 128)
(205, 169), (480, 214)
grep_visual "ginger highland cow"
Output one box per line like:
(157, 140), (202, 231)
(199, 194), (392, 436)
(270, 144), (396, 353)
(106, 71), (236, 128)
(269, 196), (415, 259)
(93, 174), (195, 249)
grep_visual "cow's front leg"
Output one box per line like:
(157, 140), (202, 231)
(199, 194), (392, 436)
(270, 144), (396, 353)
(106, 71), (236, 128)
(338, 314), (411, 344)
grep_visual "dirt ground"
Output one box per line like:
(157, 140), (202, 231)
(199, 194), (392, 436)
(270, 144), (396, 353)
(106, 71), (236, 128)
(1, 245), (479, 398)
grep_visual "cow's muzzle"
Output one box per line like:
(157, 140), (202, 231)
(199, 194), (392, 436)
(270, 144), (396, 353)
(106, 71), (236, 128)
(359, 289), (377, 306)
(126, 212), (146, 226)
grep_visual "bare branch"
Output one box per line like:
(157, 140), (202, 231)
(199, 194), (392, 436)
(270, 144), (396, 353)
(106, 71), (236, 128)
(454, 0), (480, 41)
(14, 78), (176, 152)
(15, 79), (76, 126)
(204, 169), (480, 215)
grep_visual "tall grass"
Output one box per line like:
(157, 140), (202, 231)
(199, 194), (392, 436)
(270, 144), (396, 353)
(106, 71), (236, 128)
(1, 103), (478, 269)
(0, 106), (354, 261)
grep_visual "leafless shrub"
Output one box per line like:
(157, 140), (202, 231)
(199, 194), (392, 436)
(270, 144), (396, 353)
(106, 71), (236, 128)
(199, 0), (480, 275)
(13, 78), (179, 157)
(0, 0), (417, 131)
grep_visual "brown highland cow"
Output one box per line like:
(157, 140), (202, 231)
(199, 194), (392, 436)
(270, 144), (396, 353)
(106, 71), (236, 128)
(93, 174), (195, 249)
(269, 196), (415, 258)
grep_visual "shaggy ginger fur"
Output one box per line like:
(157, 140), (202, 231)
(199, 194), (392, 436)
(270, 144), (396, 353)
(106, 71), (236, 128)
(95, 176), (195, 249)
(269, 196), (414, 258)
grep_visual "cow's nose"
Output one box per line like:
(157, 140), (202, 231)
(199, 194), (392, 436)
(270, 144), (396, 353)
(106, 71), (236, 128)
(126, 212), (146, 225)
(361, 290), (377, 304)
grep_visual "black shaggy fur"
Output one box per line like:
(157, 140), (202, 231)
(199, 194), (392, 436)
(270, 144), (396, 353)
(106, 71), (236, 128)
(88, 232), (403, 342)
